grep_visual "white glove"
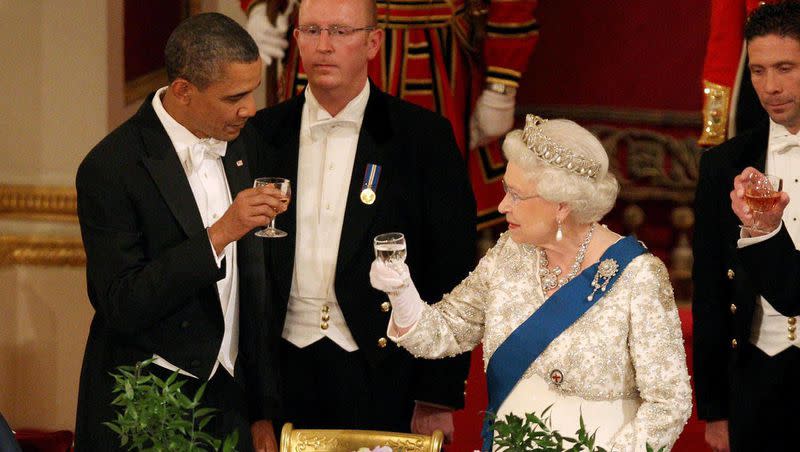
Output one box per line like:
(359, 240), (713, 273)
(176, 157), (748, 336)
(370, 260), (425, 328)
(469, 89), (516, 149)
(246, 2), (292, 66)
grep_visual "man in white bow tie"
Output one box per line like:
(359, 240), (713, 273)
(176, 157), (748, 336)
(693, 2), (800, 451)
(75, 13), (285, 452)
(248, 0), (477, 443)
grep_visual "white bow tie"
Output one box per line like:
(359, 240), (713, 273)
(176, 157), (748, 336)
(309, 117), (359, 141)
(185, 138), (226, 173)
(770, 133), (800, 155)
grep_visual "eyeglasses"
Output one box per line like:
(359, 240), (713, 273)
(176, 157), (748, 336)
(502, 179), (538, 205)
(296, 24), (376, 40)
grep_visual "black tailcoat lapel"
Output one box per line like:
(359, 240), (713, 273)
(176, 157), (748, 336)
(136, 106), (207, 239)
(264, 95), (304, 300)
(732, 122), (769, 173)
(336, 87), (393, 274)
(222, 138), (253, 197)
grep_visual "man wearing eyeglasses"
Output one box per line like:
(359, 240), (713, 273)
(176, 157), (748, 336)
(249, 0), (476, 442)
(243, 0), (540, 230)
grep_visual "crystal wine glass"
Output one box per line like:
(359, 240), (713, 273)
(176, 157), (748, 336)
(744, 172), (782, 234)
(373, 232), (407, 271)
(254, 177), (291, 238)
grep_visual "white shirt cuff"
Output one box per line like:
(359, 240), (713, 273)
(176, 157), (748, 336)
(737, 222), (782, 248)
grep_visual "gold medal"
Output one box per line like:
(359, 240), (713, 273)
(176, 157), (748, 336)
(360, 188), (376, 205)
(361, 163), (381, 205)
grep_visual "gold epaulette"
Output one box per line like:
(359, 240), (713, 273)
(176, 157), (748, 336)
(698, 80), (731, 147)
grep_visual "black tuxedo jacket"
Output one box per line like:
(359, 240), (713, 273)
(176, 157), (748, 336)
(692, 121), (800, 421)
(0, 413), (21, 452)
(74, 96), (278, 449)
(249, 84), (476, 408)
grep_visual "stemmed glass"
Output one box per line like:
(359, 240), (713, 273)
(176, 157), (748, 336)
(254, 177), (291, 238)
(744, 172), (783, 234)
(373, 232), (407, 271)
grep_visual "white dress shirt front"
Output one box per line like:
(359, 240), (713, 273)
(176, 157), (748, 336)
(739, 119), (800, 356)
(282, 82), (370, 351)
(151, 87), (239, 378)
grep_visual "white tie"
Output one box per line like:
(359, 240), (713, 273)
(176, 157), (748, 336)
(185, 138), (227, 173)
(309, 118), (359, 141)
(770, 134), (800, 155)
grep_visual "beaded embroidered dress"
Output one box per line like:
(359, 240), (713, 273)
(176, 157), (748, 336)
(392, 232), (692, 451)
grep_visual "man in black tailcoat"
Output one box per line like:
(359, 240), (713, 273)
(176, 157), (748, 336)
(250, 0), (476, 441)
(693, 2), (800, 451)
(75, 13), (283, 452)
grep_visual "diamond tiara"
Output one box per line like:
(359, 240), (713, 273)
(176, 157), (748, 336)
(521, 114), (602, 180)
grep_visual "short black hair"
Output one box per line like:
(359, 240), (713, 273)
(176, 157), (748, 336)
(745, 0), (800, 43)
(164, 13), (259, 89)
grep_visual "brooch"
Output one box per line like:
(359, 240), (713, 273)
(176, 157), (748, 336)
(587, 258), (619, 301)
(549, 369), (564, 386)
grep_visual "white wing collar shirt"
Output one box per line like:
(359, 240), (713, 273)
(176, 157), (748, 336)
(738, 119), (800, 355)
(282, 82), (370, 352)
(151, 86), (239, 378)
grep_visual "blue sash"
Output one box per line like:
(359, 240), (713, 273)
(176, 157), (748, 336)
(481, 235), (646, 451)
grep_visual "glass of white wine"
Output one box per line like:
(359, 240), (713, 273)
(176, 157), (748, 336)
(254, 177), (291, 238)
(373, 232), (407, 271)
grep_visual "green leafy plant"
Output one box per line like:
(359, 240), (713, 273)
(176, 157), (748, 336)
(489, 407), (665, 452)
(103, 359), (238, 451)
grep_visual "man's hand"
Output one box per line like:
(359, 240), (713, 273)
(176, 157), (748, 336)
(410, 402), (455, 444)
(245, 2), (291, 66)
(730, 166), (789, 237)
(251, 419), (278, 452)
(208, 186), (287, 255)
(704, 419), (730, 452)
(469, 89), (516, 149)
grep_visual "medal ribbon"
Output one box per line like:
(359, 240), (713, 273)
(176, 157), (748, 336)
(362, 163), (381, 191)
(361, 163), (381, 201)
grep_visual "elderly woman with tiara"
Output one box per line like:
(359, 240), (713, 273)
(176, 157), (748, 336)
(370, 115), (692, 451)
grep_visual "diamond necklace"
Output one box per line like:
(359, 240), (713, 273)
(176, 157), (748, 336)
(538, 223), (596, 292)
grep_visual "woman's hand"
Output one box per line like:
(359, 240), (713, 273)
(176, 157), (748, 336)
(370, 260), (425, 329)
(369, 260), (410, 293)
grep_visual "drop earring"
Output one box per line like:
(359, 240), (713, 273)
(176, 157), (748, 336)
(556, 219), (564, 242)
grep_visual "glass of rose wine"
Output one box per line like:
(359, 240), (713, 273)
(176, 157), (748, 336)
(373, 232), (407, 271)
(744, 172), (782, 233)
(254, 177), (291, 238)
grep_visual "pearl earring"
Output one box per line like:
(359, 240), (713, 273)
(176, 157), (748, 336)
(556, 219), (564, 242)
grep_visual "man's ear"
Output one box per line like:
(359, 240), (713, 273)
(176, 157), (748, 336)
(168, 78), (195, 105)
(366, 28), (384, 60)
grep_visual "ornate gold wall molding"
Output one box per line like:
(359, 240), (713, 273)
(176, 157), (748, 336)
(0, 184), (83, 266)
(0, 236), (85, 267)
(0, 184), (77, 222)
